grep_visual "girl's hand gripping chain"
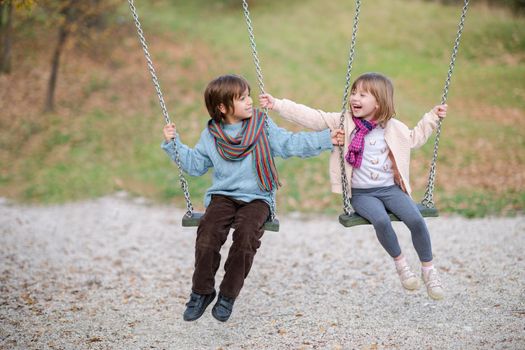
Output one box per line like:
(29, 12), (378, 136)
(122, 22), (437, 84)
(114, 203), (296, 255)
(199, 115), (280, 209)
(259, 93), (276, 110)
(432, 104), (448, 119)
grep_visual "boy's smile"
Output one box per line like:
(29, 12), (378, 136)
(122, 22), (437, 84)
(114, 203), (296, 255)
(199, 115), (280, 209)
(222, 89), (253, 124)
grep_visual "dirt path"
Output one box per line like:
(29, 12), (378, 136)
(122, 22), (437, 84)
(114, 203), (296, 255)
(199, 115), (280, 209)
(1, 194), (524, 349)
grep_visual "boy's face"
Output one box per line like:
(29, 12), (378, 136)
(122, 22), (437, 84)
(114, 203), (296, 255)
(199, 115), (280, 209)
(221, 89), (253, 124)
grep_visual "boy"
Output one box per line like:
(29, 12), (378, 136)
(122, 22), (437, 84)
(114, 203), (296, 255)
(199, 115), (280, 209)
(162, 74), (343, 322)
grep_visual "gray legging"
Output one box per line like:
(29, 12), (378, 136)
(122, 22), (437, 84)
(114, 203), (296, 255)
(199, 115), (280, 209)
(350, 185), (433, 262)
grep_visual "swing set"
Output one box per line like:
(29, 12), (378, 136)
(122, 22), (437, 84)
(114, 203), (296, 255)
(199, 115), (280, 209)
(127, 0), (469, 232)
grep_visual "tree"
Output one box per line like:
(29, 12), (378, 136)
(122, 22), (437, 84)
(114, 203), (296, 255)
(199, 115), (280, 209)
(44, 1), (74, 112)
(0, 0), (13, 74)
(0, 0), (36, 74)
(43, 0), (119, 112)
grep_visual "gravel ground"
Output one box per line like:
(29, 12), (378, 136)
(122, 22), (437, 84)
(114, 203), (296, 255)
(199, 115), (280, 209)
(1, 193), (524, 350)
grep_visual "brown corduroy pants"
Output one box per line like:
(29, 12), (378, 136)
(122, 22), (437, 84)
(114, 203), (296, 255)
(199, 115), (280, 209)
(191, 195), (270, 299)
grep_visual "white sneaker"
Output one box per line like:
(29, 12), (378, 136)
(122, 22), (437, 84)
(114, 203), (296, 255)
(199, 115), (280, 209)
(422, 268), (444, 300)
(396, 263), (420, 290)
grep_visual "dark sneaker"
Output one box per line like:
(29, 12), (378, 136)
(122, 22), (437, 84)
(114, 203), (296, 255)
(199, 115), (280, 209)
(211, 293), (235, 322)
(183, 290), (216, 321)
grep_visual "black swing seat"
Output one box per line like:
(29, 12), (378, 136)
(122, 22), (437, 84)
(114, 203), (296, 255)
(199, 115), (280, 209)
(339, 204), (439, 228)
(182, 212), (280, 232)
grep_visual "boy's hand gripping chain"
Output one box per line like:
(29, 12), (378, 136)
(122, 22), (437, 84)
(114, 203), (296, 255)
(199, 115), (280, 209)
(128, 0), (194, 218)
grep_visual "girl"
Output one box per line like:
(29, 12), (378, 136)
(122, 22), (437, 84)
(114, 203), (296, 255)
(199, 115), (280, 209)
(259, 72), (447, 300)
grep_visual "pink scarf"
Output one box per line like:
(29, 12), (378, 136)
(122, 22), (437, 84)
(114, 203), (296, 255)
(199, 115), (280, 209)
(345, 117), (377, 168)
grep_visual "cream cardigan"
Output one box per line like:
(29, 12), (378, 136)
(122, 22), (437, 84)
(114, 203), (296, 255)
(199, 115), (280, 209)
(273, 98), (441, 197)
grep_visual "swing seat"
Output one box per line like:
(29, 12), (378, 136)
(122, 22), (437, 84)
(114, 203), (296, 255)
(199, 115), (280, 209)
(182, 212), (280, 232)
(338, 204), (439, 228)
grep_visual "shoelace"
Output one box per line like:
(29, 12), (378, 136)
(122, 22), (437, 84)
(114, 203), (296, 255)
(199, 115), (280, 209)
(425, 270), (442, 288)
(398, 265), (415, 279)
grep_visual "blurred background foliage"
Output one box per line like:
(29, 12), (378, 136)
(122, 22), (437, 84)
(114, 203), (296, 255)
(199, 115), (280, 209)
(0, 0), (523, 218)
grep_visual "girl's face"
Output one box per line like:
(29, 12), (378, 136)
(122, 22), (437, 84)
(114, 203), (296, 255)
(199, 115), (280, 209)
(222, 89), (253, 124)
(349, 84), (379, 121)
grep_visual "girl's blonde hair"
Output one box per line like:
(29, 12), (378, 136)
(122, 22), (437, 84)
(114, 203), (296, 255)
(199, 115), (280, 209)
(350, 72), (395, 126)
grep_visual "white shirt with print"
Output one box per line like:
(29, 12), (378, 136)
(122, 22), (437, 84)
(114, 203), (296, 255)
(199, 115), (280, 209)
(351, 126), (395, 189)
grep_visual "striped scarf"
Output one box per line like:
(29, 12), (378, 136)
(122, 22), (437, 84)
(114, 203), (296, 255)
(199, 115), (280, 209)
(208, 109), (280, 191)
(345, 117), (377, 168)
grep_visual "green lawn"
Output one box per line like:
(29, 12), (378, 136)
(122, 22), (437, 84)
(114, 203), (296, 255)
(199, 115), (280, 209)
(1, 0), (524, 217)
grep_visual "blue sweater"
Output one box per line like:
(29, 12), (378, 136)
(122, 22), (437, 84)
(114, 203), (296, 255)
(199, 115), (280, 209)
(162, 117), (333, 207)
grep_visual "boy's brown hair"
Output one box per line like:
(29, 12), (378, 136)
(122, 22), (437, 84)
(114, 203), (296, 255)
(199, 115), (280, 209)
(204, 74), (251, 122)
(350, 72), (396, 127)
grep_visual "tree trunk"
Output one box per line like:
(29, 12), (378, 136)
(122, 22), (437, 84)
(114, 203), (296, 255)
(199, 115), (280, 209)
(44, 9), (71, 112)
(0, 0), (13, 74)
(0, 3), (3, 34)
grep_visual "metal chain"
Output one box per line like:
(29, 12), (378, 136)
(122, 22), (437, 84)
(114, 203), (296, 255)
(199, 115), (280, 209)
(242, 0), (277, 220)
(338, 0), (362, 215)
(421, 0), (469, 208)
(242, 0), (266, 94)
(127, 0), (194, 216)
(264, 115), (277, 221)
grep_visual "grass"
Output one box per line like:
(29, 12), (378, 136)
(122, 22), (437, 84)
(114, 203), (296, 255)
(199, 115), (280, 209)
(0, 0), (523, 218)
(440, 190), (525, 218)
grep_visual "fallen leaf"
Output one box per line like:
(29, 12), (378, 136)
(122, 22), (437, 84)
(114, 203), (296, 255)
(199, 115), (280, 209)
(20, 292), (35, 305)
(87, 337), (102, 343)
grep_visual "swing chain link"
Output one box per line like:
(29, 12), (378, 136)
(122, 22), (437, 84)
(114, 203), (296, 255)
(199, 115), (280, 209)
(242, 0), (277, 221)
(127, 0), (194, 217)
(338, 0), (362, 215)
(422, 0), (469, 208)
(264, 115), (277, 221)
(242, 0), (266, 94)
